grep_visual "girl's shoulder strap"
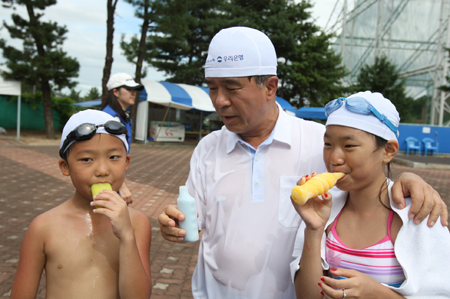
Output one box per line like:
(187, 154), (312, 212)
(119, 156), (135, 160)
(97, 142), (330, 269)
(327, 207), (344, 236)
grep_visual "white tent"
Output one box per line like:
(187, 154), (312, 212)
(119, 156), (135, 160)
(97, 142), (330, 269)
(135, 79), (215, 142)
(134, 79), (299, 142)
(0, 76), (21, 139)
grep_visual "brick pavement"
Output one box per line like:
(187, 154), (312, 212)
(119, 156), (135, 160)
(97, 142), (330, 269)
(0, 140), (449, 298)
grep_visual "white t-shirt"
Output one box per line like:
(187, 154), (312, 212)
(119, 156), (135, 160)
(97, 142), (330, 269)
(186, 107), (329, 298)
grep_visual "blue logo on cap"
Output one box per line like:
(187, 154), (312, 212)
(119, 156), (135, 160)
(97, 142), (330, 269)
(213, 55), (244, 64)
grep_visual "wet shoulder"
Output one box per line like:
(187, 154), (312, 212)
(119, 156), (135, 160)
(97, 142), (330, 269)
(27, 202), (71, 236)
(128, 207), (152, 232)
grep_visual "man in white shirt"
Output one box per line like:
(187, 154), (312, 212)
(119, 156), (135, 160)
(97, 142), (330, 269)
(158, 26), (448, 299)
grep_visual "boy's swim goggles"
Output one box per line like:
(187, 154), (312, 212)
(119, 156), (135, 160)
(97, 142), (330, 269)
(59, 121), (128, 158)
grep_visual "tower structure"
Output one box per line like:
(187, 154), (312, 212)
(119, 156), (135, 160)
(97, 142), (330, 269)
(328, 0), (450, 126)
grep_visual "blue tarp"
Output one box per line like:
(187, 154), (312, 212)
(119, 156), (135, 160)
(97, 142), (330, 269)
(295, 107), (326, 120)
(74, 99), (102, 107)
(137, 80), (213, 111)
(276, 96), (296, 113)
(74, 81), (296, 113)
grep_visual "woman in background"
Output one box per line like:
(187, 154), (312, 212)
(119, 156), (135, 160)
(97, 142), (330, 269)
(102, 72), (144, 204)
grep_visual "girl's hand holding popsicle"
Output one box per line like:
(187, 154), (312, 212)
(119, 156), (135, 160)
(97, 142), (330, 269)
(291, 172), (344, 205)
(291, 172), (343, 231)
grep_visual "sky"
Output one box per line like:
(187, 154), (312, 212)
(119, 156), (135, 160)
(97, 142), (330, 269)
(0, 0), (349, 97)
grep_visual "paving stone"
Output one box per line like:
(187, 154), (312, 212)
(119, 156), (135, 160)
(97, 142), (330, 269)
(154, 282), (170, 290)
(167, 256), (179, 261)
(160, 268), (175, 274)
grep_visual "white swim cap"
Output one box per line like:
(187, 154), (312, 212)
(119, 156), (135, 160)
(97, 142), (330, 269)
(205, 26), (277, 78)
(325, 91), (400, 141)
(60, 109), (129, 155)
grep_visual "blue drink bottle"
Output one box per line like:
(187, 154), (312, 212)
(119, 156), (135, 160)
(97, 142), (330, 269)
(177, 186), (199, 242)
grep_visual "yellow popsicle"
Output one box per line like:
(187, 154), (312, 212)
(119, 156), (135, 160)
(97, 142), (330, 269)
(91, 183), (112, 198)
(291, 172), (344, 205)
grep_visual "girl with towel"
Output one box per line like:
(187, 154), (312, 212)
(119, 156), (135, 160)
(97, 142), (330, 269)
(291, 91), (450, 298)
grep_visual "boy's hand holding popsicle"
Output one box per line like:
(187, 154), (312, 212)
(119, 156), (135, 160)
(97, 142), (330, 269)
(90, 183), (134, 241)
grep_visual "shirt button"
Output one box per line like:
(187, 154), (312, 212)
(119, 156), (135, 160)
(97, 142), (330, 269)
(255, 157), (259, 162)
(255, 180), (260, 184)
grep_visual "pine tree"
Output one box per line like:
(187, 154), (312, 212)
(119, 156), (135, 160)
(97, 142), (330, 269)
(120, 0), (154, 138)
(225, 0), (349, 107)
(101, 0), (119, 106)
(84, 87), (101, 102)
(143, 0), (227, 86)
(0, 0), (79, 139)
(68, 89), (81, 102)
(356, 56), (414, 122)
(133, 0), (347, 106)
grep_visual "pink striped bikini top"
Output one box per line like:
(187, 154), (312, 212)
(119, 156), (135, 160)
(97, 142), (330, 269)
(325, 209), (405, 288)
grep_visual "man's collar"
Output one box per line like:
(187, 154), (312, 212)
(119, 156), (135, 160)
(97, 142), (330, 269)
(226, 102), (292, 153)
(272, 102), (292, 145)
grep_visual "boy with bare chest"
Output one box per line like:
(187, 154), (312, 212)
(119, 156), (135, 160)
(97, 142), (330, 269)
(11, 110), (152, 299)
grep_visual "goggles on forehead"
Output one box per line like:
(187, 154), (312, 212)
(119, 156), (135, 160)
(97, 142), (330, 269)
(59, 121), (128, 158)
(324, 96), (399, 137)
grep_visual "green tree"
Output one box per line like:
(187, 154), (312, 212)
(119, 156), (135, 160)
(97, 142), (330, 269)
(120, 0), (153, 81)
(0, 0), (79, 139)
(225, 0), (349, 107)
(409, 95), (428, 123)
(142, 0), (227, 86)
(68, 89), (81, 102)
(83, 87), (101, 102)
(18, 91), (75, 130)
(355, 56), (414, 122)
(135, 0), (347, 106)
(52, 95), (76, 128)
